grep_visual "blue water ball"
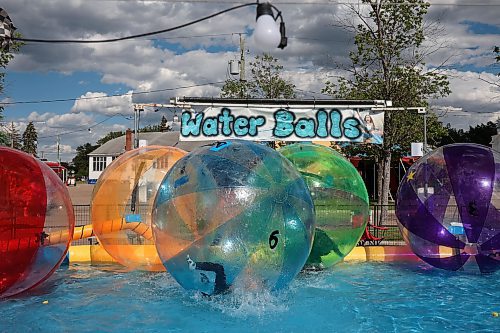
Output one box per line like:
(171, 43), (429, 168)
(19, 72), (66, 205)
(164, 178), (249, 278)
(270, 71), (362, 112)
(396, 143), (500, 273)
(152, 140), (316, 295)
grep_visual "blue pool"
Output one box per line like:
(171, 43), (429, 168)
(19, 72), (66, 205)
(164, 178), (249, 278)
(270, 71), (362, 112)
(1, 261), (499, 332)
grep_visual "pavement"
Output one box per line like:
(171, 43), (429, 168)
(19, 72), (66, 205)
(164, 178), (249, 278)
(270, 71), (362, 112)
(67, 183), (95, 205)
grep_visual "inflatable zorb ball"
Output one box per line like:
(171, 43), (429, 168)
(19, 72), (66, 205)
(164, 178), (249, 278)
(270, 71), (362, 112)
(0, 147), (74, 297)
(396, 143), (500, 273)
(152, 140), (315, 295)
(91, 146), (186, 271)
(279, 143), (369, 268)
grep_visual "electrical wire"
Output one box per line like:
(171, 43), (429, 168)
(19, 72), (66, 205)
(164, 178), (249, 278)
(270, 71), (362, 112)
(37, 114), (126, 139)
(8, 3), (257, 44)
(69, 0), (500, 6)
(1, 81), (225, 106)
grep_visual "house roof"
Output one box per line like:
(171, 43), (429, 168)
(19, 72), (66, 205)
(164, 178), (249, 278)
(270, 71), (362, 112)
(89, 131), (215, 156)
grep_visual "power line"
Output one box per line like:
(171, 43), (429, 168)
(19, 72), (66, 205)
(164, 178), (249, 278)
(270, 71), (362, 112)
(73, 0), (500, 6)
(37, 114), (126, 139)
(1, 81), (224, 106)
(8, 3), (257, 44)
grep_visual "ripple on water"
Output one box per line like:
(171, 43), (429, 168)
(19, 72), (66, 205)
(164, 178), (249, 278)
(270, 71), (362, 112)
(1, 262), (499, 333)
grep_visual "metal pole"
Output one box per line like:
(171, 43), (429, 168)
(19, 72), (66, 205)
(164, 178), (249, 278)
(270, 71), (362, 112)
(239, 34), (246, 98)
(423, 112), (428, 154)
(239, 34), (245, 83)
(57, 135), (60, 163)
(134, 106), (139, 149)
(10, 122), (14, 148)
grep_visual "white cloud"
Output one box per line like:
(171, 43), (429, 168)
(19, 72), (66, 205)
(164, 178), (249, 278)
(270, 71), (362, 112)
(71, 91), (134, 115)
(430, 70), (500, 129)
(2, 0), (499, 159)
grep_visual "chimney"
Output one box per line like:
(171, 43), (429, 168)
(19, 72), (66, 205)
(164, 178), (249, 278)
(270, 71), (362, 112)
(125, 129), (133, 151)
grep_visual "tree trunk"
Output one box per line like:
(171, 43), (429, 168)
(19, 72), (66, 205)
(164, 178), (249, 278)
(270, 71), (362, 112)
(376, 156), (383, 205)
(378, 152), (392, 227)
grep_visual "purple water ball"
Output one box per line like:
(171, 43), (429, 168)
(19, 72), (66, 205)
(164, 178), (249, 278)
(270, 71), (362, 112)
(396, 143), (500, 273)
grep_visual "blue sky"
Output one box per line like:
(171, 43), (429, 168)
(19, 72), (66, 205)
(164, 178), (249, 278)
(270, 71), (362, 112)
(1, 0), (499, 162)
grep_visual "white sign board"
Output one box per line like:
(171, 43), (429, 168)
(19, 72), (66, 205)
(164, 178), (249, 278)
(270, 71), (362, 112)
(179, 106), (384, 143)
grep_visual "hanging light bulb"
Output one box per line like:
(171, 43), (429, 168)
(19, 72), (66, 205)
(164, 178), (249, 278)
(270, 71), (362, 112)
(253, 2), (282, 51)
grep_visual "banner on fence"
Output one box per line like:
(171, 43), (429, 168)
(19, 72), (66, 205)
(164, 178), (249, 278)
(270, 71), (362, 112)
(179, 106), (384, 144)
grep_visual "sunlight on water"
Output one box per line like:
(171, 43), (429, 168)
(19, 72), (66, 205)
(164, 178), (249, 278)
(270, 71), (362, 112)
(1, 262), (500, 333)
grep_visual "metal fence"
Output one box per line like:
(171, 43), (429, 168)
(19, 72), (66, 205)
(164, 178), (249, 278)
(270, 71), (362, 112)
(72, 205), (93, 246)
(370, 204), (404, 246)
(70, 203), (406, 246)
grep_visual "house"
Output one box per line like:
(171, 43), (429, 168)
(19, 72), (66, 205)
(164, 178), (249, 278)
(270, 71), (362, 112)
(87, 130), (213, 183)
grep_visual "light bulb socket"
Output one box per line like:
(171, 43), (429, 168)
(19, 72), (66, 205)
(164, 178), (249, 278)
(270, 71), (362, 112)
(256, 2), (274, 20)
(278, 21), (287, 49)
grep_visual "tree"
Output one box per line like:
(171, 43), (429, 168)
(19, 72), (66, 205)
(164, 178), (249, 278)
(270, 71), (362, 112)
(160, 115), (172, 132)
(0, 33), (23, 120)
(96, 131), (124, 146)
(72, 143), (98, 179)
(323, 0), (450, 222)
(437, 121), (497, 147)
(21, 121), (38, 156)
(221, 53), (296, 98)
(0, 33), (23, 143)
(1, 122), (22, 149)
(139, 124), (161, 133)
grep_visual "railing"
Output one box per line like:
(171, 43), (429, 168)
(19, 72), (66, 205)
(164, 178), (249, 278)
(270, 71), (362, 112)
(72, 205), (93, 246)
(69, 203), (406, 247)
(370, 204), (404, 246)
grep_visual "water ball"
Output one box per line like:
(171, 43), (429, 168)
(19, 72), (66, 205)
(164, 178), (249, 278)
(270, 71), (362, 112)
(91, 146), (186, 271)
(0, 147), (74, 297)
(396, 143), (500, 273)
(152, 140), (315, 295)
(279, 143), (369, 268)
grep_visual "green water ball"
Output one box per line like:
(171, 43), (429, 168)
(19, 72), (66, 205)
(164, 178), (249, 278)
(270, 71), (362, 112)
(279, 143), (369, 268)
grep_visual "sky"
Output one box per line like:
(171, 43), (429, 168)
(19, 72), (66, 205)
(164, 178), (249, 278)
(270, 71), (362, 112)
(0, 0), (499, 162)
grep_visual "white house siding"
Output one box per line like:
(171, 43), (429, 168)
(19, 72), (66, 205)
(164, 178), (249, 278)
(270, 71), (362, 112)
(88, 155), (114, 183)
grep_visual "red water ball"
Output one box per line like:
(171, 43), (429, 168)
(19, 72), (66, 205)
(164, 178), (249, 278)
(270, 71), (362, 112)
(0, 147), (74, 297)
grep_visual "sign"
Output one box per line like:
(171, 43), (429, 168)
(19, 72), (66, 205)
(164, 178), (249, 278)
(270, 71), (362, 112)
(179, 106), (384, 144)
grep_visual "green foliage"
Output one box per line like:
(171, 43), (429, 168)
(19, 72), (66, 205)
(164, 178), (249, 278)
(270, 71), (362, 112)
(0, 130), (8, 145)
(221, 53), (295, 98)
(437, 121), (498, 147)
(0, 33), (23, 116)
(1, 34), (23, 145)
(21, 121), (38, 156)
(139, 124), (161, 133)
(96, 131), (124, 146)
(72, 143), (98, 179)
(0, 122), (22, 149)
(323, 0), (450, 158)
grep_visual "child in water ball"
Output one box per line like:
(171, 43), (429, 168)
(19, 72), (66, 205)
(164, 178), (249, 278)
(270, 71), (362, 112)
(152, 140), (316, 295)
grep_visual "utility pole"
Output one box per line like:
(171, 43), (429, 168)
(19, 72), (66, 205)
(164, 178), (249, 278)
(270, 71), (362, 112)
(10, 121), (14, 148)
(239, 34), (246, 98)
(239, 34), (245, 83)
(57, 135), (60, 163)
(133, 105), (141, 149)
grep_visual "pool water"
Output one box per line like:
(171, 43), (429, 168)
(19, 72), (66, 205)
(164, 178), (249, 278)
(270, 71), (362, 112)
(1, 261), (499, 332)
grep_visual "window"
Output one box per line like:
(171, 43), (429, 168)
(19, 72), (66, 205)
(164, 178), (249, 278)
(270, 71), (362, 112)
(92, 156), (107, 172)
